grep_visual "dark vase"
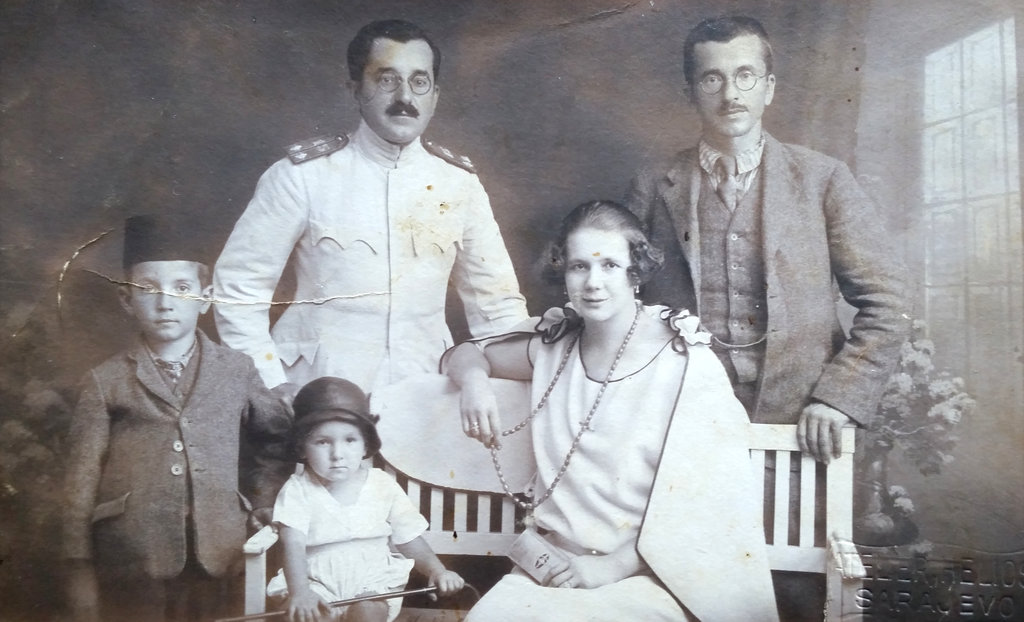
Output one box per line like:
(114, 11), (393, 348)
(854, 437), (919, 546)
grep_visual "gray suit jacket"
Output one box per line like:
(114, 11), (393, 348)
(626, 133), (911, 424)
(63, 331), (292, 579)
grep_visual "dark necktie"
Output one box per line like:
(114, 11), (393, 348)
(716, 155), (739, 211)
(154, 358), (186, 384)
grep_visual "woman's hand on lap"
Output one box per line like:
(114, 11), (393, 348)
(551, 554), (630, 590)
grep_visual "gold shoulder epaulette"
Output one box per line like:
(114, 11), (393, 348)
(285, 134), (349, 164)
(423, 140), (477, 174)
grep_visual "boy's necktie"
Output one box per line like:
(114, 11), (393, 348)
(154, 358), (186, 384)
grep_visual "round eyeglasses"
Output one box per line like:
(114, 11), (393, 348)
(375, 71), (433, 96)
(698, 70), (767, 95)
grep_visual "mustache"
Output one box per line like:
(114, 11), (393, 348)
(719, 103), (748, 114)
(386, 102), (420, 118)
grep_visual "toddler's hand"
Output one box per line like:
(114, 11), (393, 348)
(285, 589), (331, 622)
(429, 569), (465, 597)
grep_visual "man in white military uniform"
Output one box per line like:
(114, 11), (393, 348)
(214, 19), (528, 394)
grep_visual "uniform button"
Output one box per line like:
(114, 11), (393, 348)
(731, 263), (739, 270)
(172, 440), (184, 452)
(730, 233), (739, 241)
(170, 464), (184, 476)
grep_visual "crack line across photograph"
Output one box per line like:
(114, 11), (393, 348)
(1, 2), (1022, 621)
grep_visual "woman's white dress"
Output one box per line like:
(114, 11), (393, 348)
(467, 306), (778, 622)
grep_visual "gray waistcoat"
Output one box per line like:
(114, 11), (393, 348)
(698, 174), (768, 385)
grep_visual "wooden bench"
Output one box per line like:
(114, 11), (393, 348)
(241, 373), (866, 619)
(241, 420), (864, 620)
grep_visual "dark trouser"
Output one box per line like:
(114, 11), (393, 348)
(97, 519), (242, 622)
(773, 571), (826, 622)
(99, 564), (238, 622)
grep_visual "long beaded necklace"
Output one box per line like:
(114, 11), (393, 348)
(490, 301), (642, 511)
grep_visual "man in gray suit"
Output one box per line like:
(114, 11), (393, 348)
(627, 15), (910, 462)
(625, 15), (911, 619)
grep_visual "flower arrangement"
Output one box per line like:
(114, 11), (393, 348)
(856, 320), (975, 546)
(871, 320), (975, 475)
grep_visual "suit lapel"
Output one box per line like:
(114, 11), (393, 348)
(130, 341), (182, 411)
(659, 150), (703, 308)
(759, 134), (798, 268)
(757, 135), (798, 419)
(184, 331), (231, 418)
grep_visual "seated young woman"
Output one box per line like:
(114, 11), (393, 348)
(443, 200), (780, 622)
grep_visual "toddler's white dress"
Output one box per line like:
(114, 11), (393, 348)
(268, 467), (427, 621)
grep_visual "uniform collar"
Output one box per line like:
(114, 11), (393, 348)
(351, 121), (427, 170)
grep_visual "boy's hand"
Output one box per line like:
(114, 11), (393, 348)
(428, 569), (465, 598)
(66, 561), (100, 622)
(271, 382), (301, 406)
(248, 507), (274, 532)
(285, 589), (331, 622)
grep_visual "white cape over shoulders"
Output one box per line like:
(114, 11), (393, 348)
(370, 374), (535, 494)
(638, 340), (779, 621)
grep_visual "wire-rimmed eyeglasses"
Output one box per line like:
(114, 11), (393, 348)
(698, 69), (767, 95)
(375, 71), (433, 96)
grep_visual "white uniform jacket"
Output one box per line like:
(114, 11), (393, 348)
(214, 122), (528, 390)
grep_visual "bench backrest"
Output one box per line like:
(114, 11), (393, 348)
(384, 423), (856, 565)
(752, 424), (856, 572)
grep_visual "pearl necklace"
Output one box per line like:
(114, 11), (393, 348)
(490, 301), (642, 511)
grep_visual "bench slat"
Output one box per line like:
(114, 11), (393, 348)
(773, 451), (791, 546)
(420, 530), (515, 557)
(827, 453), (855, 536)
(800, 453), (817, 546)
(453, 492), (468, 534)
(500, 497), (516, 535)
(477, 494), (492, 534)
(767, 545), (827, 573)
(749, 424), (856, 453)
(429, 487), (444, 532)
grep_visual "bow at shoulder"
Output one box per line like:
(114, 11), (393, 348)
(535, 304), (584, 344)
(659, 307), (712, 352)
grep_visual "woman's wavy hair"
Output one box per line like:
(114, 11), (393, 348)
(541, 200), (663, 287)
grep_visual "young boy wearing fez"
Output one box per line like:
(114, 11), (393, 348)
(63, 215), (293, 622)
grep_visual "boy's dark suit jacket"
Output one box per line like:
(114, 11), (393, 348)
(626, 133), (911, 425)
(63, 330), (292, 579)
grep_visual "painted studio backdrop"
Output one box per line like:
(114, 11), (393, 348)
(1, 0), (1022, 618)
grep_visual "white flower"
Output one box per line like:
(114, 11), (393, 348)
(893, 497), (915, 515)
